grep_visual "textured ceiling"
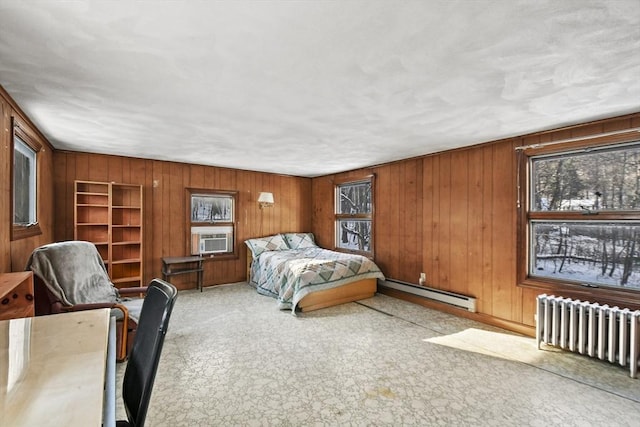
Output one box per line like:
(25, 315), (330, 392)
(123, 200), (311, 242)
(0, 0), (639, 177)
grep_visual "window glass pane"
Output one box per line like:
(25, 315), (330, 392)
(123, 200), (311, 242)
(530, 221), (639, 289)
(191, 194), (233, 223)
(337, 181), (371, 214)
(336, 219), (371, 252)
(13, 136), (36, 225)
(531, 143), (640, 212)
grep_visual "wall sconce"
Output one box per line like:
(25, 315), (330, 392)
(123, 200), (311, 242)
(258, 192), (274, 209)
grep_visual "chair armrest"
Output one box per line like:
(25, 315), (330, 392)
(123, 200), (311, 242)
(63, 302), (122, 311)
(50, 301), (65, 313)
(118, 286), (148, 296)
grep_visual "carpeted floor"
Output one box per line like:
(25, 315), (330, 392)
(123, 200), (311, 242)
(116, 282), (640, 426)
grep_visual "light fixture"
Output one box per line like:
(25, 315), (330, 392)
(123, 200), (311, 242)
(258, 192), (274, 208)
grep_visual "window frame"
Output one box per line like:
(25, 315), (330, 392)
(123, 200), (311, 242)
(185, 188), (239, 260)
(517, 131), (640, 310)
(11, 117), (42, 241)
(333, 175), (375, 257)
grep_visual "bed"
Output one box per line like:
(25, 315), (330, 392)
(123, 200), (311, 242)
(245, 233), (384, 312)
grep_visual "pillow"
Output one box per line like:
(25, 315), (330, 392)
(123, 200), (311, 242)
(245, 234), (290, 257)
(283, 232), (317, 249)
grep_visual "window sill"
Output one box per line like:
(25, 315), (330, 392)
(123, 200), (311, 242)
(12, 224), (42, 241)
(200, 252), (238, 262)
(333, 247), (374, 259)
(518, 277), (640, 311)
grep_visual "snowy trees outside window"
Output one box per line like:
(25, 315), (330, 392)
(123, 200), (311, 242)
(528, 142), (639, 289)
(191, 194), (234, 223)
(335, 178), (373, 254)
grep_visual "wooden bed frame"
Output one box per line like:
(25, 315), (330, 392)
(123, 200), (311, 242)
(246, 252), (377, 312)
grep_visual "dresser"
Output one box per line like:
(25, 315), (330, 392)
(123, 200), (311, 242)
(0, 272), (34, 320)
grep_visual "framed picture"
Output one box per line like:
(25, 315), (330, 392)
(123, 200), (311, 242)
(190, 193), (234, 223)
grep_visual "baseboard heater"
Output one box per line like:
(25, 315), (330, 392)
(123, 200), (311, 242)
(379, 279), (477, 313)
(536, 294), (640, 379)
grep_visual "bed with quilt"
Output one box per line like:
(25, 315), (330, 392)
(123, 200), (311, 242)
(245, 233), (385, 312)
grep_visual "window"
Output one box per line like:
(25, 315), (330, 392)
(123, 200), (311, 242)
(335, 177), (374, 255)
(518, 137), (640, 305)
(190, 193), (234, 224)
(12, 118), (42, 240)
(186, 189), (237, 258)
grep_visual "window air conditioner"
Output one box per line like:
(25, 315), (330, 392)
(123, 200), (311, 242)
(196, 233), (230, 255)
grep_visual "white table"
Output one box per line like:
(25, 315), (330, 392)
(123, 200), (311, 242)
(0, 309), (115, 426)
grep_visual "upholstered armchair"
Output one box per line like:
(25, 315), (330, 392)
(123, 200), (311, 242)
(26, 241), (147, 361)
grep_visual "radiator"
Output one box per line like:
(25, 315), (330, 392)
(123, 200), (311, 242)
(379, 279), (477, 312)
(536, 294), (640, 378)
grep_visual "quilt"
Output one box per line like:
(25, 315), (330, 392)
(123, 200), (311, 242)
(249, 247), (385, 312)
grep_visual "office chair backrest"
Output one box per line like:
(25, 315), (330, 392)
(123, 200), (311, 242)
(121, 278), (178, 427)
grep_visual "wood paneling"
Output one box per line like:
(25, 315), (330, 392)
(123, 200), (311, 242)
(312, 113), (640, 336)
(53, 151), (312, 290)
(466, 147), (483, 305)
(0, 86), (56, 274)
(372, 161), (423, 282)
(0, 94), (10, 272)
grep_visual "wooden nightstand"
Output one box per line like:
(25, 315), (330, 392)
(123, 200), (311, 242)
(0, 271), (35, 320)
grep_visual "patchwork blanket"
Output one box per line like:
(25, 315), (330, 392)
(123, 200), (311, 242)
(249, 247), (384, 311)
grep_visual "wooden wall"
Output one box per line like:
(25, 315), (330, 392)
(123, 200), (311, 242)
(312, 113), (640, 336)
(53, 151), (312, 289)
(3, 82), (637, 335)
(0, 86), (56, 274)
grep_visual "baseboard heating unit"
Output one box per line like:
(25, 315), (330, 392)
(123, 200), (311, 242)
(379, 279), (477, 312)
(536, 294), (640, 378)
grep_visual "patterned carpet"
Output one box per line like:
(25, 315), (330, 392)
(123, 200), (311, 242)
(116, 282), (640, 426)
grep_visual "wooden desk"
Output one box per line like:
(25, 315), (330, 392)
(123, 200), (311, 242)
(0, 309), (112, 426)
(162, 256), (204, 291)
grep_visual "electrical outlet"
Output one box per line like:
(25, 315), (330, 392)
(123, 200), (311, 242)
(419, 272), (426, 285)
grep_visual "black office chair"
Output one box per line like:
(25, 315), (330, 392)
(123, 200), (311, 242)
(117, 278), (178, 427)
